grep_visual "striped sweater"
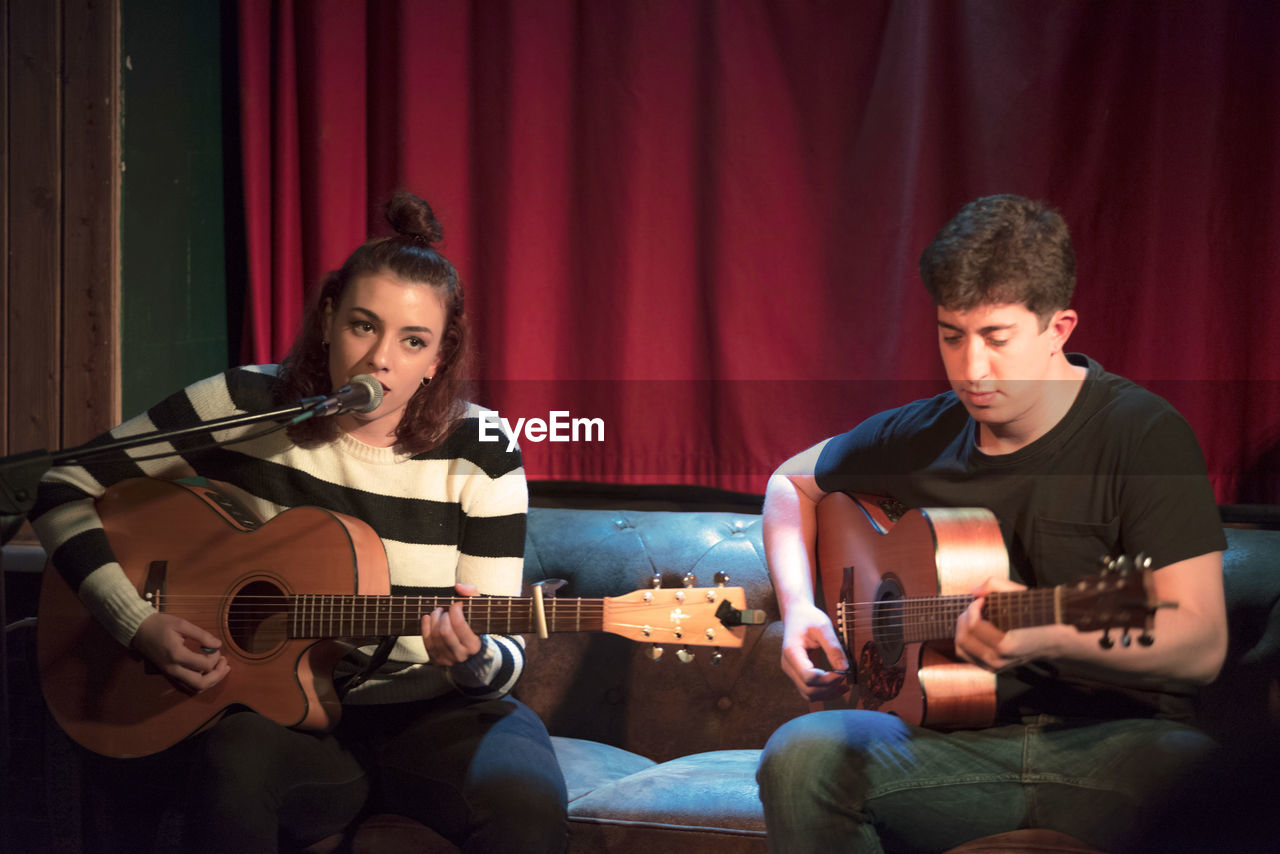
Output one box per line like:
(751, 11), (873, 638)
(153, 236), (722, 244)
(29, 365), (529, 704)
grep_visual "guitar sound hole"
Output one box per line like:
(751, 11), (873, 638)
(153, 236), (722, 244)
(871, 578), (904, 665)
(227, 579), (289, 655)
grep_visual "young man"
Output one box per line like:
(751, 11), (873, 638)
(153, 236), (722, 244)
(756, 195), (1227, 852)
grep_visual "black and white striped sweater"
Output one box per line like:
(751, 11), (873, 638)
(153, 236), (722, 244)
(29, 365), (528, 704)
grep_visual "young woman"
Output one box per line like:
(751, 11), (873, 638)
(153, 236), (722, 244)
(31, 192), (568, 853)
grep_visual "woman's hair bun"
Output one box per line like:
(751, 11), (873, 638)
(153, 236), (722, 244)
(386, 190), (444, 247)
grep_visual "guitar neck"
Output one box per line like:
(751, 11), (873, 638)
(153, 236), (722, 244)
(893, 588), (1062, 644)
(287, 594), (605, 639)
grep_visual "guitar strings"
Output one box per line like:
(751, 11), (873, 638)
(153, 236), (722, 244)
(137, 594), (731, 646)
(135, 594), (684, 637)
(834, 589), (1062, 631)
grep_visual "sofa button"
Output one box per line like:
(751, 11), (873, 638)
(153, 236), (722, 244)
(716, 696), (733, 712)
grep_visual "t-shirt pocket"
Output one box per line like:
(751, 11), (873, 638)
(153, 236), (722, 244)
(1031, 515), (1122, 585)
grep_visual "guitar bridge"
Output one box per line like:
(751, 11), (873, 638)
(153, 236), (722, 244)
(142, 560), (167, 610)
(140, 560), (167, 673)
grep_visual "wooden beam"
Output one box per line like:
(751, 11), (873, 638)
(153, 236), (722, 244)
(63, 0), (121, 445)
(6, 0), (62, 458)
(1, 0), (12, 456)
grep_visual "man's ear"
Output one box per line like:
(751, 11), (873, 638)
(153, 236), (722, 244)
(1047, 309), (1078, 354)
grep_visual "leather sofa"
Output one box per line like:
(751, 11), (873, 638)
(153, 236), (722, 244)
(512, 502), (1280, 854)
(4, 496), (1279, 852)
(516, 503), (802, 853)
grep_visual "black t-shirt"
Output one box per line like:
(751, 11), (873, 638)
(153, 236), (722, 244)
(814, 354), (1227, 723)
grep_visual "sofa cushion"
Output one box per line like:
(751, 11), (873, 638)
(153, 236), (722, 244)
(566, 749), (766, 834)
(551, 736), (656, 802)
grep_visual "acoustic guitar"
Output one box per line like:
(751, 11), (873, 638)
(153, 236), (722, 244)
(38, 477), (757, 758)
(814, 492), (1172, 729)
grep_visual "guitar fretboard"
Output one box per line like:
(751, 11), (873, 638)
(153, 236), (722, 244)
(287, 595), (606, 638)
(841, 588), (1060, 644)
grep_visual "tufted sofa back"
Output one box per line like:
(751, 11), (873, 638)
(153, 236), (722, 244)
(517, 506), (807, 762)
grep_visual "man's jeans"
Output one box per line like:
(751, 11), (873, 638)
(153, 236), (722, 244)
(756, 710), (1212, 853)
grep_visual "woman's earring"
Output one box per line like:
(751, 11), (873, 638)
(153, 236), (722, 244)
(322, 339), (329, 348)
(421, 376), (432, 387)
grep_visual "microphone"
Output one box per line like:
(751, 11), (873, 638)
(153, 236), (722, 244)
(293, 374), (384, 423)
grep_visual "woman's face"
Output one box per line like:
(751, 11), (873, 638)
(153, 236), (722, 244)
(323, 271), (447, 446)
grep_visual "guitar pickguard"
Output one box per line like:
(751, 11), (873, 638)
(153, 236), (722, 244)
(857, 641), (905, 710)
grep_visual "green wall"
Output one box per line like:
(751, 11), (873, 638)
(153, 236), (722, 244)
(120, 0), (232, 416)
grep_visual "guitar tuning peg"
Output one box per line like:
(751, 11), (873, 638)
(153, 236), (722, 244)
(1120, 629), (1132, 648)
(676, 647), (694, 664)
(710, 649), (723, 666)
(1138, 631), (1154, 647)
(650, 573), (663, 589)
(683, 572), (697, 588)
(1136, 554), (1152, 571)
(1099, 629), (1115, 650)
(646, 645), (664, 661)
(713, 572), (729, 587)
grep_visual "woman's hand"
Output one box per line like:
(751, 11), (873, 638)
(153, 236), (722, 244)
(130, 612), (229, 692)
(421, 583), (483, 665)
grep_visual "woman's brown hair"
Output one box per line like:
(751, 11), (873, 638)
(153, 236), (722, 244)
(276, 191), (471, 454)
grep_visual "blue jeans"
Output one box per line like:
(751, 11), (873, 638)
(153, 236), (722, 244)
(756, 710), (1213, 853)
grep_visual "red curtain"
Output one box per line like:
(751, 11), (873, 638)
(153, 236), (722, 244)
(238, 0), (1280, 502)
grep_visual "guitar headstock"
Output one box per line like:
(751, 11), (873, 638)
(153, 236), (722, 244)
(1061, 554), (1177, 648)
(601, 585), (760, 650)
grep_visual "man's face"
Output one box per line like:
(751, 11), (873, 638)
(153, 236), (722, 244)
(936, 302), (1070, 431)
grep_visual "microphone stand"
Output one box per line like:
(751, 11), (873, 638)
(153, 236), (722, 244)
(0, 398), (326, 546)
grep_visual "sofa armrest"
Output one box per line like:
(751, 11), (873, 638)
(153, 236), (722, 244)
(1196, 527), (1280, 737)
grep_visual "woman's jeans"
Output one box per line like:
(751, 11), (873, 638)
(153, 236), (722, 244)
(81, 694), (568, 854)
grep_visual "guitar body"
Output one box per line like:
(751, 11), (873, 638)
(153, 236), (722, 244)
(815, 492), (1009, 728)
(37, 477), (389, 758)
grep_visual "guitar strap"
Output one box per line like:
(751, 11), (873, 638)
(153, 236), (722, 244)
(340, 635), (397, 694)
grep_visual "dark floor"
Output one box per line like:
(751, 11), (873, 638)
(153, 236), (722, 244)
(3, 618), (71, 854)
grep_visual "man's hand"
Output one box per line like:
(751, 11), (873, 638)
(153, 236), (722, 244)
(421, 583), (483, 665)
(954, 577), (1071, 672)
(130, 612), (229, 692)
(780, 601), (850, 702)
